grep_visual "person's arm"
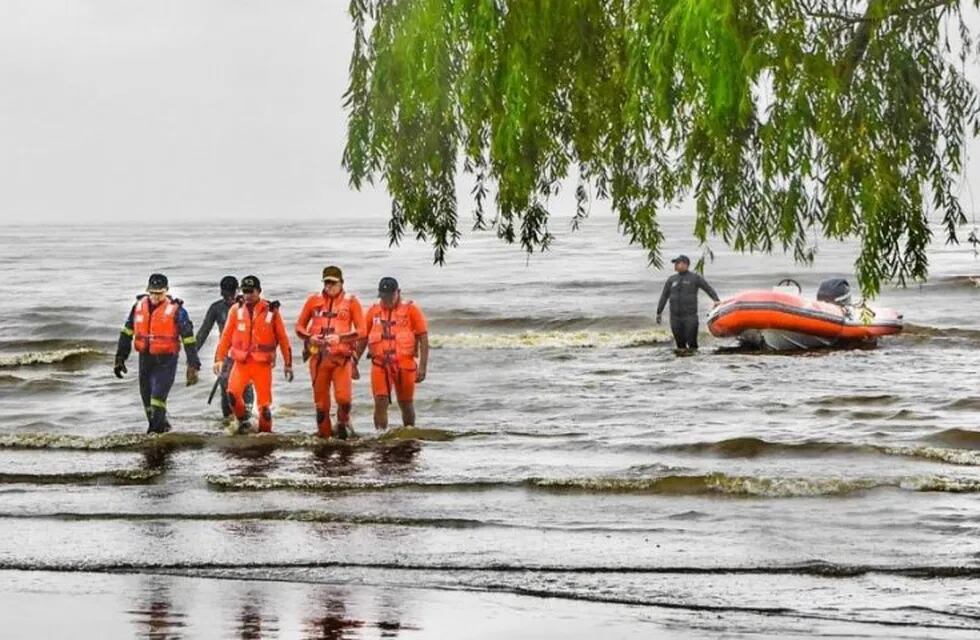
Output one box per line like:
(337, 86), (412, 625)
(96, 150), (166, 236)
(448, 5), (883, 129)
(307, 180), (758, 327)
(411, 305), (429, 382)
(350, 298), (367, 359)
(113, 303), (137, 376)
(655, 277), (672, 318)
(214, 306), (235, 369)
(295, 296), (313, 340)
(356, 306), (374, 361)
(176, 307), (202, 370)
(697, 274), (720, 303)
(195, 301), (218, 348)
(274, 309), (293, 370)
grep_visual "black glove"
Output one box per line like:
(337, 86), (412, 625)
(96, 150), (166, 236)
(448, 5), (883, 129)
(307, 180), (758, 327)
(113, 358), (127, 379)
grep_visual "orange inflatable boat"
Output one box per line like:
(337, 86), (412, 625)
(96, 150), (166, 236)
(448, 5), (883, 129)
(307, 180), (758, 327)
(707, 279), (903, 350)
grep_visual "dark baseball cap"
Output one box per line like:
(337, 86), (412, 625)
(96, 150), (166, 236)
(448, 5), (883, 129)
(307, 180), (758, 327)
(378, 277), (399, 294)
(670, 254), (691, 265)
(322, 266), (343, 282)
(240, 275), (261, 291)
(147, 273), (169, 292)
(219, 275), (239, 293)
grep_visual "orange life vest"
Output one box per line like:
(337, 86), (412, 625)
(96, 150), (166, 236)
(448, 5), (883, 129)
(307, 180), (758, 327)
(305, 292), (357, 358)
(368, 301), (418, 365)
(133, 296), (181, 355)
(228, 299), (282, 365)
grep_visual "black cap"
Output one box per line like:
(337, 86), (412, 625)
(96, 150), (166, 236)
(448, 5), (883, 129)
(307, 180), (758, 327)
(147, 273), (169, 292)
(670, 254), (691, 265)
(220, 275), (238, 293)
(378, 277), (399, 294)
(241, 275), (261, 291)
(322, 266), (343, 282)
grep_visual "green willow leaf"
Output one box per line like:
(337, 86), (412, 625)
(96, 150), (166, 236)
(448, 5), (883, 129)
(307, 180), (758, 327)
(344, 0), (979, 296)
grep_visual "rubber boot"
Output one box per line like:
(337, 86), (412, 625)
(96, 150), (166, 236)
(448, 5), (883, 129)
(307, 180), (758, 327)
(147, 406), (169, 434)
(258, 406), (273, 433)
(336, 404), (353, 440)
(316, 409), (332, 439)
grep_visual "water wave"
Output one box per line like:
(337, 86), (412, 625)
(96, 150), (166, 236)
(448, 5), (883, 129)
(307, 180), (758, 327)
(0, 510), (487, 528)
(0, 427), (461, 451)
(3, 559), (979, 579)
(927, 429), (980, 450)
(0, 469), (161, 485)
(943, 397), (980, 411)
(430, 329), (670, 350)
(205, 472), (980, 497)
(0, 348), (103, 368)
(429, 314), (650, 333)
(659, 437), (980, 466)
(903, 323), (980, 342)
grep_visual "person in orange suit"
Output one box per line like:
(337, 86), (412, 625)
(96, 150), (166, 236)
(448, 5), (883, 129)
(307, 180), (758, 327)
(295, 266), (366, 439)
(359, 277), (429, 431)
(214, 275), (293, 434)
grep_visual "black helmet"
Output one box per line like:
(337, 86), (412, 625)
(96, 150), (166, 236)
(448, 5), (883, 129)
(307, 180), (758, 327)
(147, 273), (169, 292)
(220, 275), (239, 294)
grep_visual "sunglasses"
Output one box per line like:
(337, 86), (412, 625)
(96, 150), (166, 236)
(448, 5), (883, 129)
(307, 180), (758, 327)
(241, 288), (256, 294)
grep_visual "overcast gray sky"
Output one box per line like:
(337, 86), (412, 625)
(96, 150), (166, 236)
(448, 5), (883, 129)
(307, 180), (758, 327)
(1, 1), (977, 225)
(0, 0), (391, 223)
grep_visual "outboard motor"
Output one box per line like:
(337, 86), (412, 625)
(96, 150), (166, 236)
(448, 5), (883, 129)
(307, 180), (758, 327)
(817, 278), (851, 306)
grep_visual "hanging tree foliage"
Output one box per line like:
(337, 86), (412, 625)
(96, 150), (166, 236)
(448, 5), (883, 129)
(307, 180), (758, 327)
(343, 0), (980, 295)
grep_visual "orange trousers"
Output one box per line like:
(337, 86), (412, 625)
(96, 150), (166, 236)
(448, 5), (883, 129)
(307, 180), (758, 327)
(309, 356), (353, 437)
(371, 360), (416, 403)
(227, 360), (274, 432)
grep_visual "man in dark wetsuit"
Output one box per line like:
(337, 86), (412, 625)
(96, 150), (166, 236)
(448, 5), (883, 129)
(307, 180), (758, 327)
(114, 273), (202, 433)
(196, 276), (253, 418)
(655, 255), (720, 350)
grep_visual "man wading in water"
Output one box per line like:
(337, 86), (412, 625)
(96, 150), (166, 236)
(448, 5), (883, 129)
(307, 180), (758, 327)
(360, 277), (429, 431)
(114, 273), (202, 433)
(196, 275), (254, 420)
(656, 255), (720, 350)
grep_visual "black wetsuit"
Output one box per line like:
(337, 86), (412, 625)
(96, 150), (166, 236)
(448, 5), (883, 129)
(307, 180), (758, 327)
(116, 295), (202, 432)
(196, 297), (253, 417)
(656, 271), (720, 349)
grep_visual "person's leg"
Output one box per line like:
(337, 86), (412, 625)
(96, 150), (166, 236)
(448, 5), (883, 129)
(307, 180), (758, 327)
(252, 364), (274, 432)
(395, 367), (417, 427)
(219, 373), (233, 418)
(371, 363), (390, 430)
(147, 355), (178, 433)
(226, 362), (250, 431)
(311, 358), (332, 438)
(138, 354), (152, 428)
(670, 316), (685, 349)
(333, 360), (354, 439)
(686, 316), (700, 349)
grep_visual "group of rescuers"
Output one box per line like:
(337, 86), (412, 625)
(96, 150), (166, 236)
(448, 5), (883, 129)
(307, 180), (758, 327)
(113, 266), (429, 438)
(112, 255), (717, 437)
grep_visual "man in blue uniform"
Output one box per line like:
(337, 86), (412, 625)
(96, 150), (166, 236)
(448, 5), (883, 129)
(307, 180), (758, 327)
(114, 273), (202, 433)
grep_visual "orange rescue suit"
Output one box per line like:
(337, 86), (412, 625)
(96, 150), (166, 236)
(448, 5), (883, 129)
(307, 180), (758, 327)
(366, 300), (427, 402)
(133, 296), (182, 355)
(216, 299), (292, 432)
(296, 291), (366, 437)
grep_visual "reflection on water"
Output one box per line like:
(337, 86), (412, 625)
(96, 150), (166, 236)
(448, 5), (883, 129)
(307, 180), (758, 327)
(304, 589), (365, 640)
(141, 445), (176, 472)
(236, 591), (279, 640)
(224, 446), (280, 477)
(372, 441), (421, 472)
(307, 446), (359, 477)
(129, 576), (186, 639)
